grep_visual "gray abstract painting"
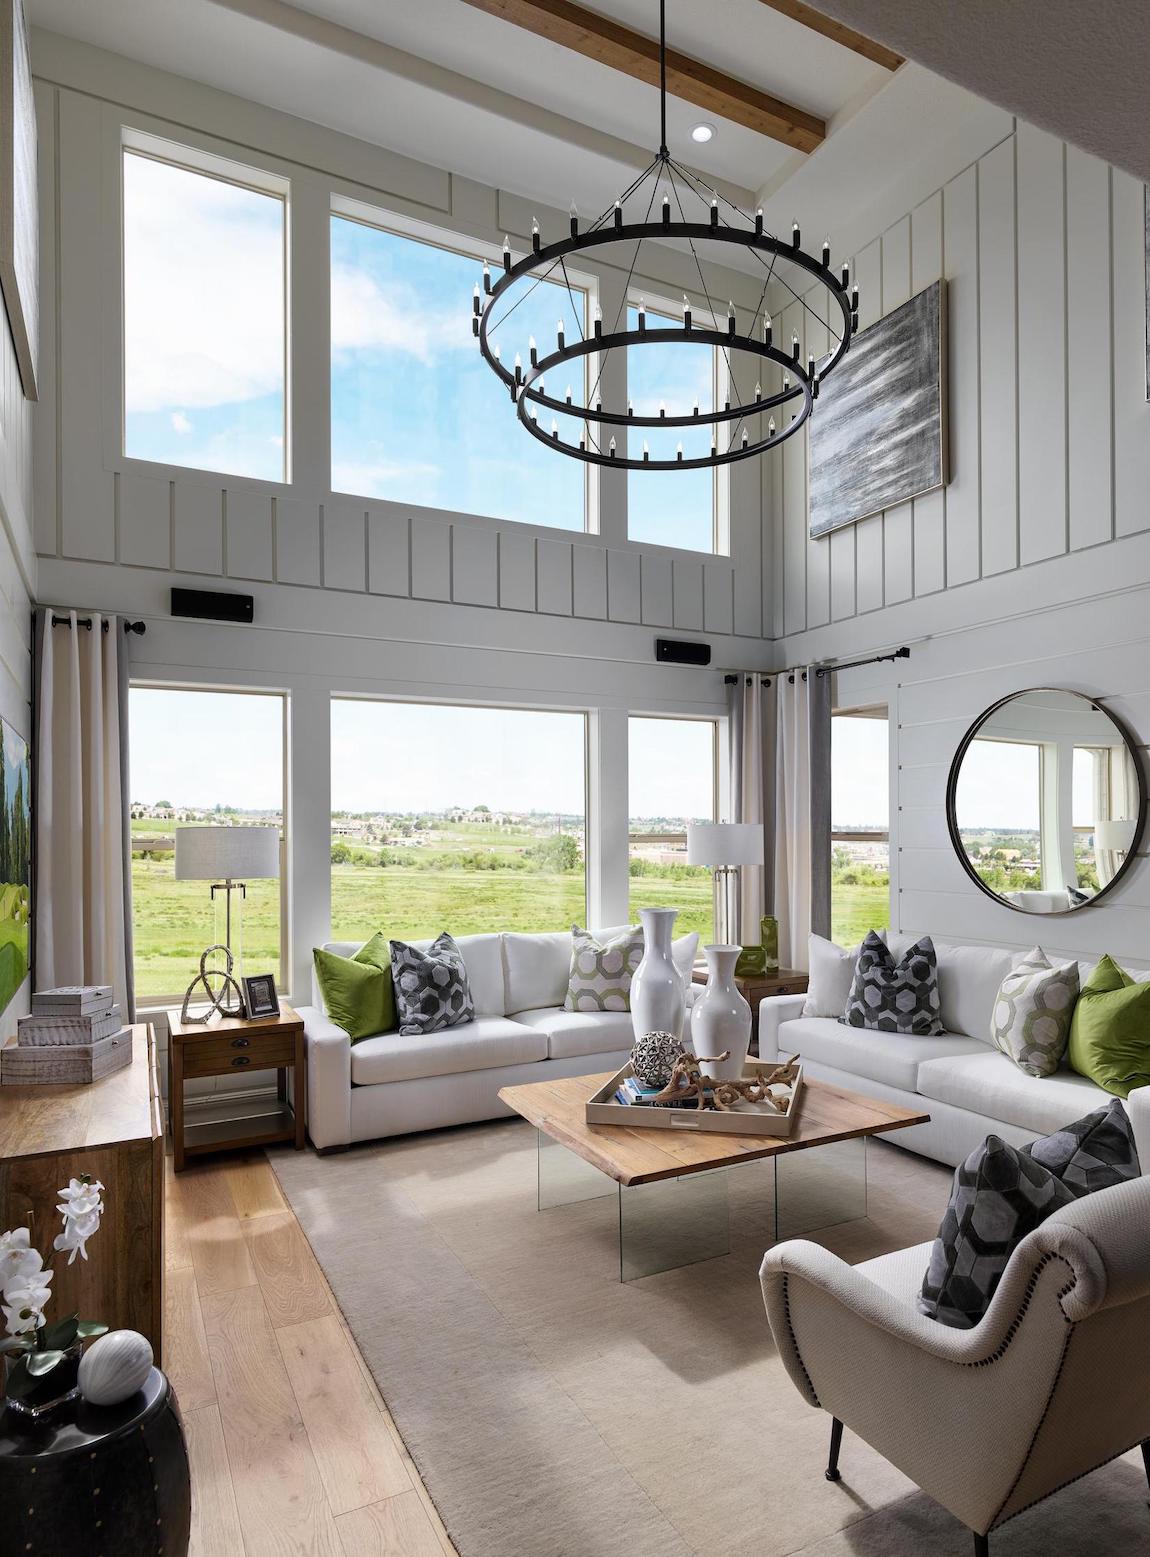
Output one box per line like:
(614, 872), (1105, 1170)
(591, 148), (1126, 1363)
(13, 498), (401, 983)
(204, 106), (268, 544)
(809, 279), (946, 539)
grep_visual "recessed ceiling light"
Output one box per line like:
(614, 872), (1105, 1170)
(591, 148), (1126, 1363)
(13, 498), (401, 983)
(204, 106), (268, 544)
(691, 123), (715, 144)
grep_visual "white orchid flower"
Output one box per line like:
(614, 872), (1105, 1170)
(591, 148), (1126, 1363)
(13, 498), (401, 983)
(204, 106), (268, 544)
(0, 1227), (43, 1288)
(53, 1177), (105, 1265)
(2, 1269), (53, 1336)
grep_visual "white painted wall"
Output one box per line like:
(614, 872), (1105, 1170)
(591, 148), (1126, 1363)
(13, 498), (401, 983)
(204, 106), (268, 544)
(782, 120), (1150, 963)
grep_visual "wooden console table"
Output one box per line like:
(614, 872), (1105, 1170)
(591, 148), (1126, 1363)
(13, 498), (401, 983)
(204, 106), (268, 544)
(0, 1023), (165, 1359)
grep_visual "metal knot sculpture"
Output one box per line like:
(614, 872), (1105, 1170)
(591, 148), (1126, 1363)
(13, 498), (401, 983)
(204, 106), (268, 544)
(181, 944), (245, 1025)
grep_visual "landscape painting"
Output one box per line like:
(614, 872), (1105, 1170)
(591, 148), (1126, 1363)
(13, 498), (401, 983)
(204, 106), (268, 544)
(0, 716), (30, 1015)
(809, 279), (946, 539)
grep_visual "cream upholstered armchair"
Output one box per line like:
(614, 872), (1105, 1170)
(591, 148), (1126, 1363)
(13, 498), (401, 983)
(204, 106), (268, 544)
(761, 1086), (1150, 1555)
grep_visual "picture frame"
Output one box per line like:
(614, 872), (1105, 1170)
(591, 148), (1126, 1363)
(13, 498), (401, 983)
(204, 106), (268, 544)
(0, 0), (36, 400)
(242, 973), (280, 1020)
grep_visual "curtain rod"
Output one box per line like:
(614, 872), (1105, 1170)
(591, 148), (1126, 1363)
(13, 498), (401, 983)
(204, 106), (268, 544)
(723, 646), (909, 685)
(51, 615), (147, 635)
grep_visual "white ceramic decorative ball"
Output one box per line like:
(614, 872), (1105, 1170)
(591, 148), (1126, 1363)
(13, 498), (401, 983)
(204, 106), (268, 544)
(78, 1329), (153, 1406)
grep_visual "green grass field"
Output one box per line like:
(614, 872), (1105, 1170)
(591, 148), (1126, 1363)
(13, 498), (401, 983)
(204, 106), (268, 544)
(131, 830), (888, 997)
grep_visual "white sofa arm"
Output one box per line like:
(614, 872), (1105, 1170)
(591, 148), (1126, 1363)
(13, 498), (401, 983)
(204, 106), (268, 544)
(758, 992), (806, 1059)
(298, 1004), (352, 1150)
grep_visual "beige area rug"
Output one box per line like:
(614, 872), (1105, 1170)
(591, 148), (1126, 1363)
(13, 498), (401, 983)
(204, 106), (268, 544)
(271, 1122), (1150, 1557)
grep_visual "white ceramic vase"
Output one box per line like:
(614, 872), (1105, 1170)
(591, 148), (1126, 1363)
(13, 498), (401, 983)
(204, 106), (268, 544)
(630, 907), (685, 1044)
(690, 945), (752, 1081)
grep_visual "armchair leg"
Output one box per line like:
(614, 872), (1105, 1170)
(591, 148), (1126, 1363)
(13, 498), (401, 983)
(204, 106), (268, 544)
(825, 1417), (843, 1482)
(973, 1534), (989, 1556)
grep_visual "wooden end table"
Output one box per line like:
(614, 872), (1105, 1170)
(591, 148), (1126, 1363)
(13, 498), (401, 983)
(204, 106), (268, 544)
(166, 1005), (306, 1171)
(692, 967), (809, 1053)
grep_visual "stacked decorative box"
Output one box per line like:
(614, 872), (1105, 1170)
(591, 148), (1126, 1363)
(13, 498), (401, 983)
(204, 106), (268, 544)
(1, 986), (131, 1084)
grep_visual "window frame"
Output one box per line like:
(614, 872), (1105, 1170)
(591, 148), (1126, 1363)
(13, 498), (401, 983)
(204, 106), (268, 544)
(328, 693), (592, 935)
(329, 194), (599, 536)
(120, 127), (292, 485)
(127, 683), (290, 1007)
(624, 288), (730, 555)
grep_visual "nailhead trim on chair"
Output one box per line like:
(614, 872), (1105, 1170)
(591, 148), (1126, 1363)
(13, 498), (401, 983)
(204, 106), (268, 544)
(781, 1277), (823, 1407)
(995, 1431), (1150, 1529)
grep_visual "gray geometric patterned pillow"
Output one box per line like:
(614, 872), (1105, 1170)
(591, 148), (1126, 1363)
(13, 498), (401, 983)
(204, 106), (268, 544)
(1024, 1096), (1140, 1195)
(390, 931), (475, 1037)
(917, 1135), (1076, 1328)
(842, 931), (943, 1036)
(991, 946), (1079, 1077)
(564, 925), (643, 1012)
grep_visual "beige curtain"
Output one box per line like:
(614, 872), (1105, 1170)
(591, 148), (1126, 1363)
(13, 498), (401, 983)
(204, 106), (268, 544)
(727, 673), (773, 942)
(35, 610), (134, 1018)
(770, 668), (832, 972)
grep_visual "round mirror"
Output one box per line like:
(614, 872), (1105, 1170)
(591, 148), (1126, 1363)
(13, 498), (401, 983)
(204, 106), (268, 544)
(946, 688), (1146, 914)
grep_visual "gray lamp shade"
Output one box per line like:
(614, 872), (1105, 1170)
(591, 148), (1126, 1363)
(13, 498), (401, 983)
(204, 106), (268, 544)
(686, 822), (764, 867)
(174, 825), (280, 881)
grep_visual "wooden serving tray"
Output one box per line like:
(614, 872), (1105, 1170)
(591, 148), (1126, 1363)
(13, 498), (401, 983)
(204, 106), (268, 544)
(586, 1060), (804, 1137)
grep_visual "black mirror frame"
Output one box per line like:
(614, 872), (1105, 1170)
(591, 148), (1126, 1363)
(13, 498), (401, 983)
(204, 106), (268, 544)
(945, 686), (1148, 916)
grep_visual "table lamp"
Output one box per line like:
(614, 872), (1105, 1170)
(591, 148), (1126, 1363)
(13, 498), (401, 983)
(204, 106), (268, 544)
(1094, 818), (1137, 857)
(686, 822), (764, 948)
(174, 825), (280, 977)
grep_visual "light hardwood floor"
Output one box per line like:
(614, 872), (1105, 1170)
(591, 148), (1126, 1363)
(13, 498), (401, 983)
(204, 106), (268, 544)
(165, 1150), (459, 1557)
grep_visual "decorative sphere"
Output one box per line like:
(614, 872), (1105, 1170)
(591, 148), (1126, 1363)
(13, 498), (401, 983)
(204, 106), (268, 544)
(630, 1030), (686, 1088)
(78, 1329), (153, 1406)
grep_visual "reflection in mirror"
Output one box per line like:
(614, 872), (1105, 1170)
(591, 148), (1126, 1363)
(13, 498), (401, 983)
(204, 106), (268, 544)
(949, 689), (1144, 914)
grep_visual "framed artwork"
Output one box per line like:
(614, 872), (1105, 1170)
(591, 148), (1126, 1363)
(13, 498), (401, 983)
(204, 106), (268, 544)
(809, 279), (947, 539)
(0, 716), (30, 1017)
(242, 973), (280, 1020)
(1144, 185), (1149, 400)
(0, 0), (36, 400)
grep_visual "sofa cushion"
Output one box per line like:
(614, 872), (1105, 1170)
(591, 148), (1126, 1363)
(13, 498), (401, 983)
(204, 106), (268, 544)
(889, 935), (1012, 1042)
(773, 1015), (986, 1093)
(802, 933), (879, 1019)
(349, 1016), (546, 1085)
(312, 936), (395, 1042)
(843, 933), (943, 1037)
(916, 1049), (1108, 1136)
(1024, 1096), (1141, 1194)
(564, 925), (644, 1012)
(1067, 954), (1150, 1098)
(317, 933), (505, 1017)
(990, 946), (1079, 1077)
(917, 1134), (1077, 1328)
(391, 932), (475, 1037)
(503, 932), (571, 1013)
(513, 1006), (635, 1061)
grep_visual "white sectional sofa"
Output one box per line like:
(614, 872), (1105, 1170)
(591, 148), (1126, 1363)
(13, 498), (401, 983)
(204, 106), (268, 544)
(761, 935), (1144, 1167)
(299, 927), (697, 1150)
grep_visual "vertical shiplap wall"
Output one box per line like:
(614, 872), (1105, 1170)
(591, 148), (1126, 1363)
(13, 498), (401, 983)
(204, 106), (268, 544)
(774, 123), (1150, 640)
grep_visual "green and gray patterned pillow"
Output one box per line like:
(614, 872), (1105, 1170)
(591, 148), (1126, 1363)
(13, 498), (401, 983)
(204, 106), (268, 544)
(991, 946), (1080, 1077)
(564, 925), (644, 1012)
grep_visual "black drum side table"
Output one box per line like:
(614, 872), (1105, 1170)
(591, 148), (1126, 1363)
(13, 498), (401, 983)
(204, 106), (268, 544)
(0, 1368), (190, 1557)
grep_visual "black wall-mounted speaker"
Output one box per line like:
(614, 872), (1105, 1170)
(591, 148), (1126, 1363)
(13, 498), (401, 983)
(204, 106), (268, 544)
(655, 637), (712, 667)
(171, 587), (254, 624)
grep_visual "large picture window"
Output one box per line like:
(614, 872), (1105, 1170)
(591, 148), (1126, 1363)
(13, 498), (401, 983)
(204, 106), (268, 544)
(128, 688), (286, 1001)
(626, 296), (724, 553)
(330, 700), (587, 940)
(628, 716), (717, 939)
(123, 144), (287, 481)
(331, 213), (589, 529)
(830, 709), (890, 944)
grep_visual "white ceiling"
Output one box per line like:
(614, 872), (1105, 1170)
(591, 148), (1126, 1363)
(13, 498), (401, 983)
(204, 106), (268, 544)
(28, 0), (1010, 266)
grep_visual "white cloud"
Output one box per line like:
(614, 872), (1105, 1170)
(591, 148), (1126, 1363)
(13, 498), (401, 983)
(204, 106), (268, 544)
(124, 154), (285, 414)
(170, 411), (192, 434)
(330, 263), (470, 363)
(331, 458), (440, 500)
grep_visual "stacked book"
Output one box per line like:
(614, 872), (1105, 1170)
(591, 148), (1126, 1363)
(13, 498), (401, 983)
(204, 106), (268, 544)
(2, 986), (131, 1085)
(613, 1075), (703, 1110)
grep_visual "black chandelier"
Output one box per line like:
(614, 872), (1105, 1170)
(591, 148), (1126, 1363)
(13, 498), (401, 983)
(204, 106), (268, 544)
(473, 1), (858, 472)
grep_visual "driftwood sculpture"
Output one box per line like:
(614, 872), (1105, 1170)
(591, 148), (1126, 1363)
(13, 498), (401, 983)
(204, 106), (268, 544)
(650, 1053), (800, 1111)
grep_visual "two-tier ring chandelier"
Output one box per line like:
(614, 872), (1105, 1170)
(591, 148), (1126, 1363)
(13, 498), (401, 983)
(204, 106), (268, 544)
(473, 0), (858, 472)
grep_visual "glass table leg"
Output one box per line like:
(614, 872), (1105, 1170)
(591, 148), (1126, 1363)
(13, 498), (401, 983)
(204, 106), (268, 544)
(618, 1168), (731, 1282)
(775, 1137), (868, 1241)
(537, 1130), (617, 1211)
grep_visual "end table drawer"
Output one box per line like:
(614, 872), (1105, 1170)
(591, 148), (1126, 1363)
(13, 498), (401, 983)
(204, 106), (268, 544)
(181, 1031), (297, 1078)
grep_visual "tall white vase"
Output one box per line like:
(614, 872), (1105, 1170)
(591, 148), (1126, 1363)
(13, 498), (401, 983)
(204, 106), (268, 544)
(690, 945), (752, 1081)
(630, 907), (685, 1043)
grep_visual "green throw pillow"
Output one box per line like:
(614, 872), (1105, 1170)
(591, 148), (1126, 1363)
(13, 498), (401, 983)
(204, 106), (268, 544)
(313, 931), (396, 1042)
(1067, 954), (1150, 1098)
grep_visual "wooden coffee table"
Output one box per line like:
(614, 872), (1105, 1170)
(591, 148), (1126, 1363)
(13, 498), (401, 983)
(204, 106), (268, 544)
(499, 1073), (929, 1281)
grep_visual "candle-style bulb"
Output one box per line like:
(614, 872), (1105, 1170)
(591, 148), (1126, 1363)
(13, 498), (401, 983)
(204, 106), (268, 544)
(614, 199), (623, 229)
(807, 353), (816, 377)
(609, 436), (617, 456)
(659, 400), (666, 418)
(642, 439), (649, 460)
(565, 385), (572, 404)
(493, 343), (501, 361)
(792, 332), (800, 361)
(482, 261), (491, 293)
(741, 428), (749, 448)
(783, 373), (790, 391)
(727, 300), (736, 336)
(502, 235), (511, 270)
(661, 194), (670, 226)
(851, 283), (859, 309)
(595, 398), (602, 413)
(627, 399), (634, 417)
(754, 381), (761, 400)
(676, 442), (683, 460)
(768, 416), (776, 437)
(755, 206), (764, 235)
(472, 282), (481, 312)
(710, 197), (719, 228)
(841, 262), (850, 290)
(693, 400), (699, 416)
(822, 236), (831, 267)
(791, 219), (800, 247)
(529, 334), (537, 365)
(569, 200), (578, 238)
(551, 418), (559, 438)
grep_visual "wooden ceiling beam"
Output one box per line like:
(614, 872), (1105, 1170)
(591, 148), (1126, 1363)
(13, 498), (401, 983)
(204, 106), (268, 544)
(458, 0), (825, 153)
(755, 1), (904, 72)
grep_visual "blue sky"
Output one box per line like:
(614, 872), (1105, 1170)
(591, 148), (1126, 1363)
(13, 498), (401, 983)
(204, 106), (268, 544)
(121, 152), (724, 551)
